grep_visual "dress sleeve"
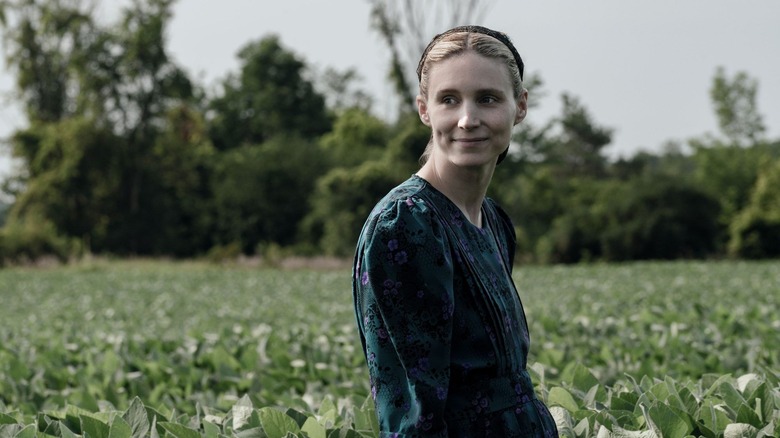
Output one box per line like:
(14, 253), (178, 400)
(353, 196), (454, 437)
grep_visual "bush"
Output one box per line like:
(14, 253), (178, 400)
(0, 215), (77, 265)
(729, 159), (780, 258)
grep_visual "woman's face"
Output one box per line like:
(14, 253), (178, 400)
(417, 51), (527, 169)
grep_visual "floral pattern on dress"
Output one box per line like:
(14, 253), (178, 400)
(353, 175), (558, 437)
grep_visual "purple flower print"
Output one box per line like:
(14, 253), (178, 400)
(394, 251), (408, 264)
(416, 290), (424, 298)
(415, 413), (434, 431)
(378, 328), (388, 339)
(471, 392), (489, 413)
(371, 385), (377, 400)
(361, 271), (369, 285)
(387, 239), (399, 251)
(436, 387), (447, 400)
(405, 197), (414, 206)
(450, 212), (462, 228)
(441, 295), (454, 319)
(418, 357), (430, 370)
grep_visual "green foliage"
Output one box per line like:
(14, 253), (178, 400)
(691, 142), (777, 237)
(211, 135), (327, 252)
(208, 35), (331, 150)
(597, 176), (721, 261)
(0, 260), (778, 436)
(0, 200), (9, 227)
(538, 93), (613, 178)
(319, 108), (388, 168)
(729, 158), (780, 258)
(7, 117), (122, 250)
(710, 67), (766, 147)
(304, 161), (402, 257)
(0, 212), (77, 263)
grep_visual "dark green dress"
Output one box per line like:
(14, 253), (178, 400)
(352, 175), (558, 437)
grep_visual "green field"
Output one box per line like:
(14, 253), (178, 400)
(1, 260), (778, 437)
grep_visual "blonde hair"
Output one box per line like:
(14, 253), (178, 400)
(417, 29), (524, 165)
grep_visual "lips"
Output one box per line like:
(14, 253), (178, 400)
(454, 137), (488, 143)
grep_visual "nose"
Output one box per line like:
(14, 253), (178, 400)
(457, 102), (480, 130)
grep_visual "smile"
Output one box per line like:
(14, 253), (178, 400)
(454, 138), (488, 143)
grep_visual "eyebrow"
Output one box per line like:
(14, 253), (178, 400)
(434, 88), (508, 97)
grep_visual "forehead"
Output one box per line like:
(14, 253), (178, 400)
(425, 52), (514, 95)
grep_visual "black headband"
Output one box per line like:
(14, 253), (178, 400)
(416, 25), (524, 82)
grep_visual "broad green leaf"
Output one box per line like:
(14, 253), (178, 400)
(12, 424), (35, 438)
(158, 422), (200, 438)
(612, 392), (639, 412)
(283, 409), (308, 429)
(676, 387), (699, 415)
(584, 383), (608, 408)
(0, 414), (16, 426)
(0, 424), (22, 438)
(735, 374), (760, 392)
(59, 423), (79, 438)
(698, 399), (731, 434)
(258, 408), (299, 438)
(547, 407), (573, 436)
(350, 402), (375, 434)
(735, 403), (761, 428)
(301, 417), (326, 438)
(594, 424), (656, 438)
(202, 421), (220, 438)
(723, 423), (758, 438)
(317, 399), (337, 417)
(647, 403), (692, 438)
(122, 398), (150, 438)
(572, 418), (590, 437)
(81, 415), (110, 438)
(232, 396), (255, 431)
(719, 381), (747, 410)
(648, 382), (670, 403)
(703, 374), (734, 398)
(561, 362), (599, 396)
(233, 427), (266, 438)
(358, 396), (378, 437)
(109, 416), (132, 438)
(548, 387), (579, 412)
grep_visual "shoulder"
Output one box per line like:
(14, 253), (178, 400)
(360, 177), (441, 242)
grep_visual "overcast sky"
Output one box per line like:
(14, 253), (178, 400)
(1, 0), (779, 179)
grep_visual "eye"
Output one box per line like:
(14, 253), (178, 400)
(479, 95), (499, 104)
(441, 96), (458, 105)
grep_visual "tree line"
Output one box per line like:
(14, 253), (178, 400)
(1, 0), (778, 265)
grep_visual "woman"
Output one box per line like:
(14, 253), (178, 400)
(352, 25), (559, 437)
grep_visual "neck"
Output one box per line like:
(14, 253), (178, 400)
(417, 158), (495, 227)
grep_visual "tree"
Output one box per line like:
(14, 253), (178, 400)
(319, 107), (388, 168)
(1, 0), (211, 256)
(543, 93), (613, 178)
(211, 135), (327, 253)
(316, 66), (374, 115)
(690, 70), (777, 248)
(303, 160), (402, 256)
(710, 67), (766, 147)
(728, 158), (780, 259)
(207, 35), (331, 150)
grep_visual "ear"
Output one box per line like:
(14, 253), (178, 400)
(514, 88), (528, 125)
(417, 95), (431, 126)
